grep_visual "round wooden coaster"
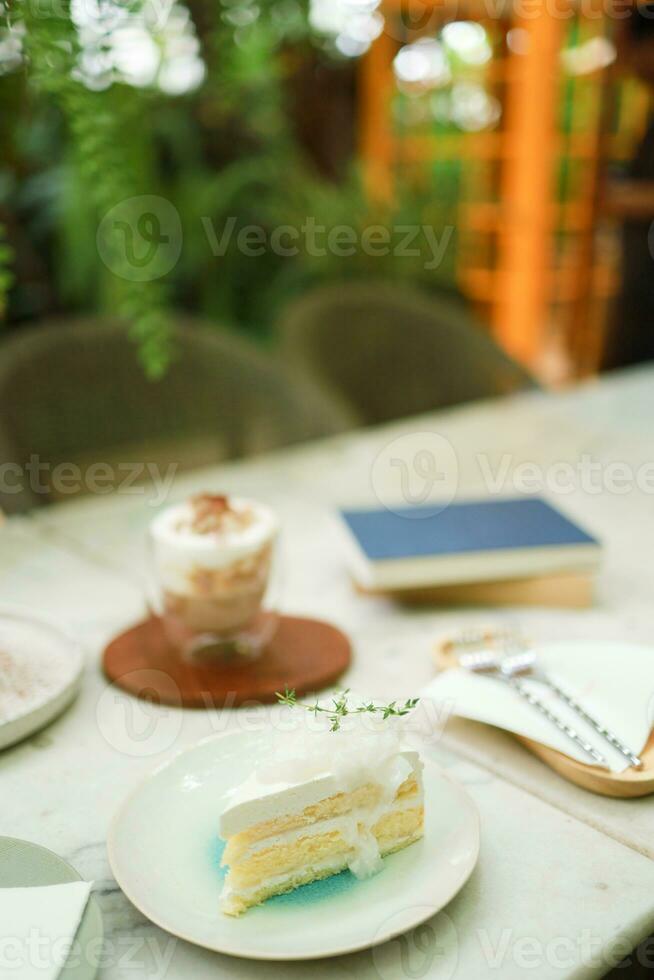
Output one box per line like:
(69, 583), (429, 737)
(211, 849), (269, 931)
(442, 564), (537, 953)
(103, 614), (351, 708)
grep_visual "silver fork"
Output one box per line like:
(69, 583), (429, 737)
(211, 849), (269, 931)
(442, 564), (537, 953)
(501, 650), (643, 769)
(458, 650), (609, 767)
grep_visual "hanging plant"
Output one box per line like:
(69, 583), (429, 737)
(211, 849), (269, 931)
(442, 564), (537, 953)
(20, 0), (175, 377)
(0, 222), (13, 316)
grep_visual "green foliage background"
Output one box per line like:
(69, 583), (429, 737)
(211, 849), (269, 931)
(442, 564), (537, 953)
(0, 0), (457, 375)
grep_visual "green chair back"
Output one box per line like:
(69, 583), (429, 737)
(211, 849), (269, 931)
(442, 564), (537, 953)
(0, 317), (354, 512)
(278, 282), (539, 426)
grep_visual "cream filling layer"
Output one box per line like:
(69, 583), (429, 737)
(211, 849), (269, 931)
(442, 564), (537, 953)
(237, 794), (423, 862)
(220, 853), (348, 905)
(222, 796), (424, 911)
(222, 828), (422, 904)
(221, 752), (417, 838)
(151, 498), (277, 593)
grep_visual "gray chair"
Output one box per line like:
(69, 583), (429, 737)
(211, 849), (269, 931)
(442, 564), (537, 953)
(277, 281), (539, 426)
(0, 316), (355, 513)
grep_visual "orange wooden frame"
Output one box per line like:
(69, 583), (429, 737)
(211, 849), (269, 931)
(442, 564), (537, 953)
(358, 0), (638, 376)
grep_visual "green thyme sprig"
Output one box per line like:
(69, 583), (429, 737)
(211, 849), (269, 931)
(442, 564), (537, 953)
(276, 687), (420, 733)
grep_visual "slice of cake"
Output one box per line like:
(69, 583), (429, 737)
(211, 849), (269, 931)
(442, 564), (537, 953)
(218, 721), (424, 916)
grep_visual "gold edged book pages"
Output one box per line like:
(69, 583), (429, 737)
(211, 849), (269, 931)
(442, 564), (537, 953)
(434, 645), (654, 798)
(356, 571), (594, 608)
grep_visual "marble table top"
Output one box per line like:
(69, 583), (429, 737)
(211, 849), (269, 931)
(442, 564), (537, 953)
(2, 364), (654, 978)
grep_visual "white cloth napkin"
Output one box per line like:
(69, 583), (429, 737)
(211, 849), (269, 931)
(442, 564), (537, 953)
(422, 642), (654, 772)
(0, 881), (92, 980)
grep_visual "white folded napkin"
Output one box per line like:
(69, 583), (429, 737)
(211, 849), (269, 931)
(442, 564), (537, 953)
(0, 880), (92, 980)
(422, 641), (654, 772)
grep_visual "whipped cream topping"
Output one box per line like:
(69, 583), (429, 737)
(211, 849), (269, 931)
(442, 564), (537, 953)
(253, 716), (407, 792)
(176, 495), (256, 536)
(150, 495), (277, 593)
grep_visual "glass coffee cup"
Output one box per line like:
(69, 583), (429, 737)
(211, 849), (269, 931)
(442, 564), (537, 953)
(149, 493), (279, 661)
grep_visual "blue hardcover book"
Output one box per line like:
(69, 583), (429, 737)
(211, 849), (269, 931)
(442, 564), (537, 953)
(339, 497), (601, 590)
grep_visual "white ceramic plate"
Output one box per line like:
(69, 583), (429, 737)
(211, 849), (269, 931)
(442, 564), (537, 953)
(108, 730), (480, 960)
(0, 608), (84, 752)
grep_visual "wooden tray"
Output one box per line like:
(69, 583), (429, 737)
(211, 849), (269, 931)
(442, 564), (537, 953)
(434, 644), (654, 798)
(103, 614), (351, 709)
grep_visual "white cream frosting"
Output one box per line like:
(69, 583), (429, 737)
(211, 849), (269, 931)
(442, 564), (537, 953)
(150, 496), (277, 595)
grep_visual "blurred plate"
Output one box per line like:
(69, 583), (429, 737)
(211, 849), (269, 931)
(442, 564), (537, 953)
(0, 608), (83, 752)
(0, 836), (103, 980)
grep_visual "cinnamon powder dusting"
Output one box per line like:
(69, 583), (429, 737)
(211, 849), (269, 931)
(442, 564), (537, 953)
(0, 644), (77, 724)
(176, 494), (256, 535)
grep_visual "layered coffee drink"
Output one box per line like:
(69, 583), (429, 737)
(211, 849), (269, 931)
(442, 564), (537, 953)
(150, 494), (278, 652)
